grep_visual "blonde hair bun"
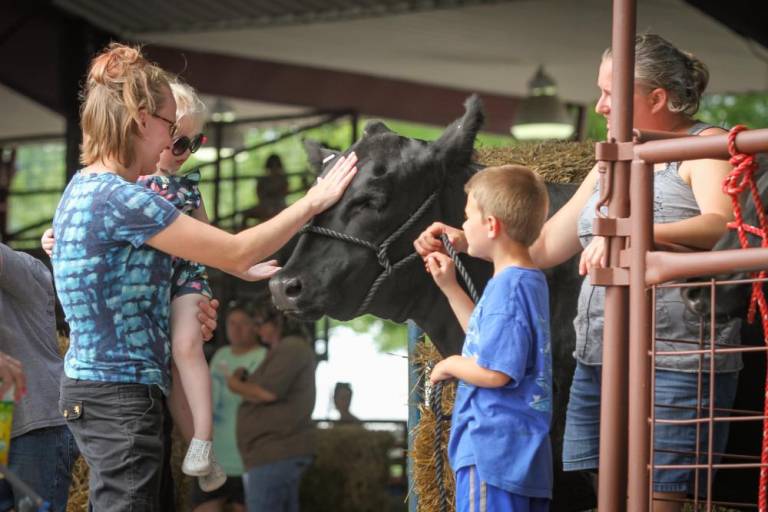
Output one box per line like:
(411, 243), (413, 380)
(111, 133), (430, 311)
(79, 43), (173, 168)
(87, 44), (145, 86)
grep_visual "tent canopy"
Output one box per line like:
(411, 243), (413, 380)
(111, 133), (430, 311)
(1, 0), (767, 140)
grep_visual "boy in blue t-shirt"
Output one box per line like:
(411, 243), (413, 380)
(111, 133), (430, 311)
(426, 164), (553, 512)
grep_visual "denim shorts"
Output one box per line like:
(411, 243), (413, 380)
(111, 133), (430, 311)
(562, 362), (739, 494)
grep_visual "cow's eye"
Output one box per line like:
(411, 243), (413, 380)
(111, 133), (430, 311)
(348, 193), (385, 214)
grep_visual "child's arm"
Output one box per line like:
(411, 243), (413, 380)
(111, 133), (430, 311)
(193, 197), (282, 282)
(227, 367), (277, 404)
(430, 355), (510, 388)
(426, 252), (474, 332)
(41, 228), (55, 257)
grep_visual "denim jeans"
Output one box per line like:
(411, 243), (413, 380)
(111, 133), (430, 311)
(562, 362), (739, 493)
(60, 377), (166, 511)
(243, 455), (313, 512)
(0, 425), (79, 512)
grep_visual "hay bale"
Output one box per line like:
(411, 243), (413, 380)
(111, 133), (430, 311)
(300, 425), (396, 512)
(66, 457), (88, 512)
(477, 140), (595, 184)
(410, 340), (456, 512)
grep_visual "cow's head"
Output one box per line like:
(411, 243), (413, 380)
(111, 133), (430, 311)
(269, 96), (486, 353)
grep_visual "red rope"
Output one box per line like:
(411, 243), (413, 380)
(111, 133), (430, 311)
(723, 125), (768, 511)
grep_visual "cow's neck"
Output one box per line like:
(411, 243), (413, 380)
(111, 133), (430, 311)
(407, 286), (466, 356)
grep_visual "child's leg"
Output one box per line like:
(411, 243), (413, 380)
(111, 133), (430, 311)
(168, 361), (195, 442)
(171, 293), (213, 442)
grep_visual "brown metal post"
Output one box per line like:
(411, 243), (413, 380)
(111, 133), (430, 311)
(628, 159), (654, 511)
(646, 246), (768, 284)
(597, 0), (635, 510)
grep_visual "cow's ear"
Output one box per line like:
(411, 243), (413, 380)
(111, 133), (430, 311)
(304, 139), (340, 173)
(431, 94), (484, 167)
(363, 120), (393, 138)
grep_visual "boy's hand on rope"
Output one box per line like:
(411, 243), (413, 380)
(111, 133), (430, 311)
(41, 228), (55, 257)
(425, 252), (458, 290)
(414, 222), (467, 259)
(197, 299), (219, 341)
(429, 357), (456, 385)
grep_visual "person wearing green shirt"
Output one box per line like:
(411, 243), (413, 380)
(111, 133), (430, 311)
(190, 304), (266, 512)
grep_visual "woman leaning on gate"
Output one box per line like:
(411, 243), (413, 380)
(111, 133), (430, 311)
(415, 33), (740, 512)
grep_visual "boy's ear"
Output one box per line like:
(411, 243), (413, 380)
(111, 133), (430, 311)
(487, 215), (502, 238)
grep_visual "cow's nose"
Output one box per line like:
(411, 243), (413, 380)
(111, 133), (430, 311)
(283, 276), (303, 298)
(269, 274), (305, 310)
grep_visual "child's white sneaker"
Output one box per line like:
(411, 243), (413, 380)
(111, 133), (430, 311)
(198, 455), (227, 492)
(182, 438), (212, 476)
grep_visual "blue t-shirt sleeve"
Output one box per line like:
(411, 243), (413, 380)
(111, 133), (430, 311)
(104, 184), (180, 248)
(475, 312), (531, 387)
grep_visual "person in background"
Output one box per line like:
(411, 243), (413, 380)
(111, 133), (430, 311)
(0, 240), (77, 512)
(190, 303), (266, 512)
(332, 382), (360, 424)
(242, 154), (290, 224)
(228, 304), (316, 512)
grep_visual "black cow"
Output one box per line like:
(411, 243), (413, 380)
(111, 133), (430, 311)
(269, 96), (594, 511)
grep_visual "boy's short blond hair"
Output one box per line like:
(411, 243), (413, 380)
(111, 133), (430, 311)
(80, 43), (173, 168)
(465, 165), (549, 247)
(170, 80), (207, 132)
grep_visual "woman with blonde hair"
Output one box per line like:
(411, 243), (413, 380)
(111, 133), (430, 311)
(52, 43), (357, 510)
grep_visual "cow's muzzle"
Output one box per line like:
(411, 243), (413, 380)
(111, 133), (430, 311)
(269, 273), (303, 307)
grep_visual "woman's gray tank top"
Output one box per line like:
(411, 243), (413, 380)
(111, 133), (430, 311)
(573, 122), (742, 373)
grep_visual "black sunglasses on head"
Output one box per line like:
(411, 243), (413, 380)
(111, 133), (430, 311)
(171, 133), (207, 156)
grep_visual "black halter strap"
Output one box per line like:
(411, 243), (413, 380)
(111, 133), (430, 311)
(298, 191), (439, 316)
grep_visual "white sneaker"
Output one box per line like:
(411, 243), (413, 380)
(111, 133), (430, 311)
(182, 438), (212, 476)
(198, 455), (227, 492)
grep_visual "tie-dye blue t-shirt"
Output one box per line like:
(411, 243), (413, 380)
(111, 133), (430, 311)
(52, 172), (180, 392)
(448, 266), (553, 499)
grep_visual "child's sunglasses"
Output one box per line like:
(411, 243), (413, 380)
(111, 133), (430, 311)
(171, 133), (207, 156)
